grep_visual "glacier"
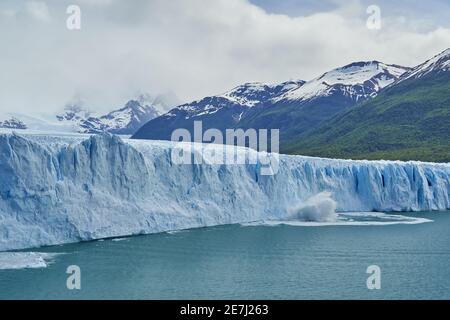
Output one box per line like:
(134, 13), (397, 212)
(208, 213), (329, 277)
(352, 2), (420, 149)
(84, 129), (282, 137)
(0, 132), (449, 251)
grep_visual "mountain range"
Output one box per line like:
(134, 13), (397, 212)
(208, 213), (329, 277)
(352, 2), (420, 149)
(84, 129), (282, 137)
(0, 117), (27, 130)
(1, 93), (179, 135)
(132, 49), (450, 162)
(132, 60), (410, 143)
(56, 93), (178, 134)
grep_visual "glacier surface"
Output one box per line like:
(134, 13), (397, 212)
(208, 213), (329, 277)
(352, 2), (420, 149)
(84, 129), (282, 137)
(0, 132), (449, 251)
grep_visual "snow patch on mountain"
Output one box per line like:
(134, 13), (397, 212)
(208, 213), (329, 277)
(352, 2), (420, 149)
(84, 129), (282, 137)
(165, 98), (234, 120)
(220, 81), (305, 107)
(274, 61), (410, 102)
(78, 100), (159, 134)
(133, 92), (180, 115)
(56, 104), (94, 131)
(399, 48), (450, 82)
(165, 80), (306, 120)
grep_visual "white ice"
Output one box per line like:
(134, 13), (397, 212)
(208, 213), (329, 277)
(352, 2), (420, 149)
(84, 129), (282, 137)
(0, 252), (61, 270)
(0, 132), (449, 251)
(242, 212), (433, 227)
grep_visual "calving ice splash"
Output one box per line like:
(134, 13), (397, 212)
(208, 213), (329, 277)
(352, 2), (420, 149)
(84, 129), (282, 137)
(287, 192), (338, 222)
(0, 132), (449, 251)
(245, 192), (434, 227)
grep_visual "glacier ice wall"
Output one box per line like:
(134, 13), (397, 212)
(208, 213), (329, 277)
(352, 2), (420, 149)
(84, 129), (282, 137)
(0, 133), (449, 251)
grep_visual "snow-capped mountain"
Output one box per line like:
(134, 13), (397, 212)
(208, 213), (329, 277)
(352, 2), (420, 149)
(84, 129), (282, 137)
(56, 104), (92, 127)
(0, 117), (27, 130)
(166, 61), (408, 121)
(132, 80), (306, 140)
(137, 92), (180, 115)
(274, 61), (410, 103)
(77, 100), (160, 135)
(132, 61), (409, 141)
(220, 80), (306, 107)
(57, 93), (178, 135)
(165, 80), (305, 120)
(398, 48), (450, 82)
(283, 48), (450, 161)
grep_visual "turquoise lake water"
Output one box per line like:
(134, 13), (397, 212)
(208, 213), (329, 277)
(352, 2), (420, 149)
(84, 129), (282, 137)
(0, 211), (449, 300)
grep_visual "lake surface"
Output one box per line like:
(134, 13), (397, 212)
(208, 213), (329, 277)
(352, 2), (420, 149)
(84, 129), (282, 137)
(1, 211), (449, 300)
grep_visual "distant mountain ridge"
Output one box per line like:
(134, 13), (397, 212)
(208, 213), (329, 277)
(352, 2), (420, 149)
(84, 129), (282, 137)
(132, 61), (410, 142)
(134, 80), (306, 139)
(56, 93), (178, 134)
(0, 117), (27, 130)
(0, 93), (179, 135)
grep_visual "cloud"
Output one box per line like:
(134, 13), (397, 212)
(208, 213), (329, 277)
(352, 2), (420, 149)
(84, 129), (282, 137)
(25, 1), (51, 22)
(76, 0), (114, 6)
(0, 0), (449, 116)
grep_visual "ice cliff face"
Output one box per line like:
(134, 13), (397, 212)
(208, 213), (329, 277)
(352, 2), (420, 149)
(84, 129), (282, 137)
(0, 133), (449, 251)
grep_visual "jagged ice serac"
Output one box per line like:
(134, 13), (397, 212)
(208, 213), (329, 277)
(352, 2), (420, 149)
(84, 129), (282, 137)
(0, 133), (449, 251)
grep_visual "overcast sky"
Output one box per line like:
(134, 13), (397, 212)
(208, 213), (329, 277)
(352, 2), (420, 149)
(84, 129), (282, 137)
(1, 0), (450, 115)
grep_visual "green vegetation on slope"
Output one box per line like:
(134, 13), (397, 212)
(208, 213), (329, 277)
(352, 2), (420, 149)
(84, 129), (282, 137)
(283, 73), (450, 162)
